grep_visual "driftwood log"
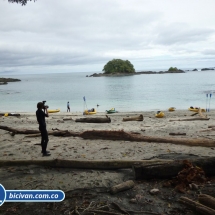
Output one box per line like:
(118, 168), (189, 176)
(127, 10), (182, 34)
(169, 132), (186, 136)
(79, 130), (215, 147)
(0, 159), (171, 169)
(0, 126), (40, 134)
(122, 115), (143, 121)
(133, 157), (215, 180)
(110, 180), (135, 194)
(1, 126), (215, 147)
(198, 194), (215, 210)
(75, 115), (111, 123)
(169, 117), (210, 122)
(180, 196), (215, 215)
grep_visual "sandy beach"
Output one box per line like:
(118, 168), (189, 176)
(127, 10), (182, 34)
(1, 109), (215, 214)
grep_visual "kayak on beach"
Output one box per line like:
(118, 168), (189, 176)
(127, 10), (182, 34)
(168, 107), (176, 111)
(83, 108), (96, 115)
(188, 107), (206, 112)
(155, 111), (164, 118)
(0, 113), (21, 117)
(106, 108), (117, 114)
(48, 109), (60, 113)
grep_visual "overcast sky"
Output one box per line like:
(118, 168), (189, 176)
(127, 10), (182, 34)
(0, 0), (215, 74)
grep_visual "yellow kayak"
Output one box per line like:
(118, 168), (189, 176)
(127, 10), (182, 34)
(188, 107), (206, 112)
(84, 109), (97, 115)
(155, 111), (165, 118)
(48, 109), (60, 113)
(168, 107), (176, 112)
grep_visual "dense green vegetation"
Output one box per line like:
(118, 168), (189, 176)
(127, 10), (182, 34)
(103, 59), (135, 74)
(168, 67), (179, 71)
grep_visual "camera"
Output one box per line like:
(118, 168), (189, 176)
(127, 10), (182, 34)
(42, 101), (49, 109)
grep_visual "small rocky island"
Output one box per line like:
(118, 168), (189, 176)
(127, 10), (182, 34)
(87, 60), (185, 77)
(0, 78), (21, 85)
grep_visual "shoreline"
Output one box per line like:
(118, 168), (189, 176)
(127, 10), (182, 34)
(0, 108), (211, 115)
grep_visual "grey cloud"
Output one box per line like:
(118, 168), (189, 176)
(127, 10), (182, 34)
(154, 24), (215, 46)
(202, 49), (215, 55)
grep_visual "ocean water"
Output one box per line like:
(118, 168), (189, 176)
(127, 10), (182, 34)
(0, 70), (215, 113)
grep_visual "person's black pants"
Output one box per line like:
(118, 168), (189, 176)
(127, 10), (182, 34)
(39, 126), (49, 154)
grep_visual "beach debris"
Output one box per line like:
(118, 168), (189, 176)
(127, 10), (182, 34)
(122, 114), (143, 121)
(110, 180), (135, 194)
(133, 157), (215, 180)
(169, 132), (186, 136)
(180, 196), (215, 215)
(164, 160), (206, 193)
(198, 194), (215, 210)
(75, 115), (111, 123)
(169, 117), (209, 121)
(63, 117), (73, 121)
(149, 188), (159, 195)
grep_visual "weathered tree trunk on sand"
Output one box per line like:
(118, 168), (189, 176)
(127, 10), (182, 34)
(0, 126), (79, 137)
(110, 180), (135, 194)
(133, 157), (215, 180)
(79, 130), (215, 147)
(0, 159), (171, 169)
(198, 194), (215, 210)
(63, 117), (73, 121)
(0, 125), (40, 134)
(169, 117), (210, 122)
(75, 116), (111, 123)
(122, 115), (143, 121)
(169, 132), (186, 136)
(179, 196), (215, 215)
(1, 126), (215, 147)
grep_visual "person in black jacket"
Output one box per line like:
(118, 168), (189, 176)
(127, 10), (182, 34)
(36, 102), (50, 156)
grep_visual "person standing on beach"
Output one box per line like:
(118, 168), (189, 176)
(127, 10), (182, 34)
(36, 102), (50, 156)
(67, 101), (70, 112)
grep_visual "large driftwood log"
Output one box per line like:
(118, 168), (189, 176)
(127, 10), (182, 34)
(0, 126), (40, 134)
(0, 159), (171, 169)
(75, 115), (111, 123)
(122, 115), (143, 121)
(1, 126), (215, 147)
(198, 194), (215, 210)
(179, 196), (215, 215)
(133, 157), (215, 180)
(79, 130), (215, 147)
(169, 117), (210, 122)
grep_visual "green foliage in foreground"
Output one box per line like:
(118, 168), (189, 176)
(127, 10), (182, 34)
(168, 67), (179, 71)
(103, 59), (135, 74)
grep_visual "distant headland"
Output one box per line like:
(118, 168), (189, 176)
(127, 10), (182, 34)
(0, 78), (21, 85)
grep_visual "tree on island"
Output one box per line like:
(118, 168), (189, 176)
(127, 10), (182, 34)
(168, 67), (179, 72)
(8, 0), (35, 6)
(103, 59), (135, 74)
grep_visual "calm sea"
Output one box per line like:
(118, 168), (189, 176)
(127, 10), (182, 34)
(0, 70), (215, 113)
